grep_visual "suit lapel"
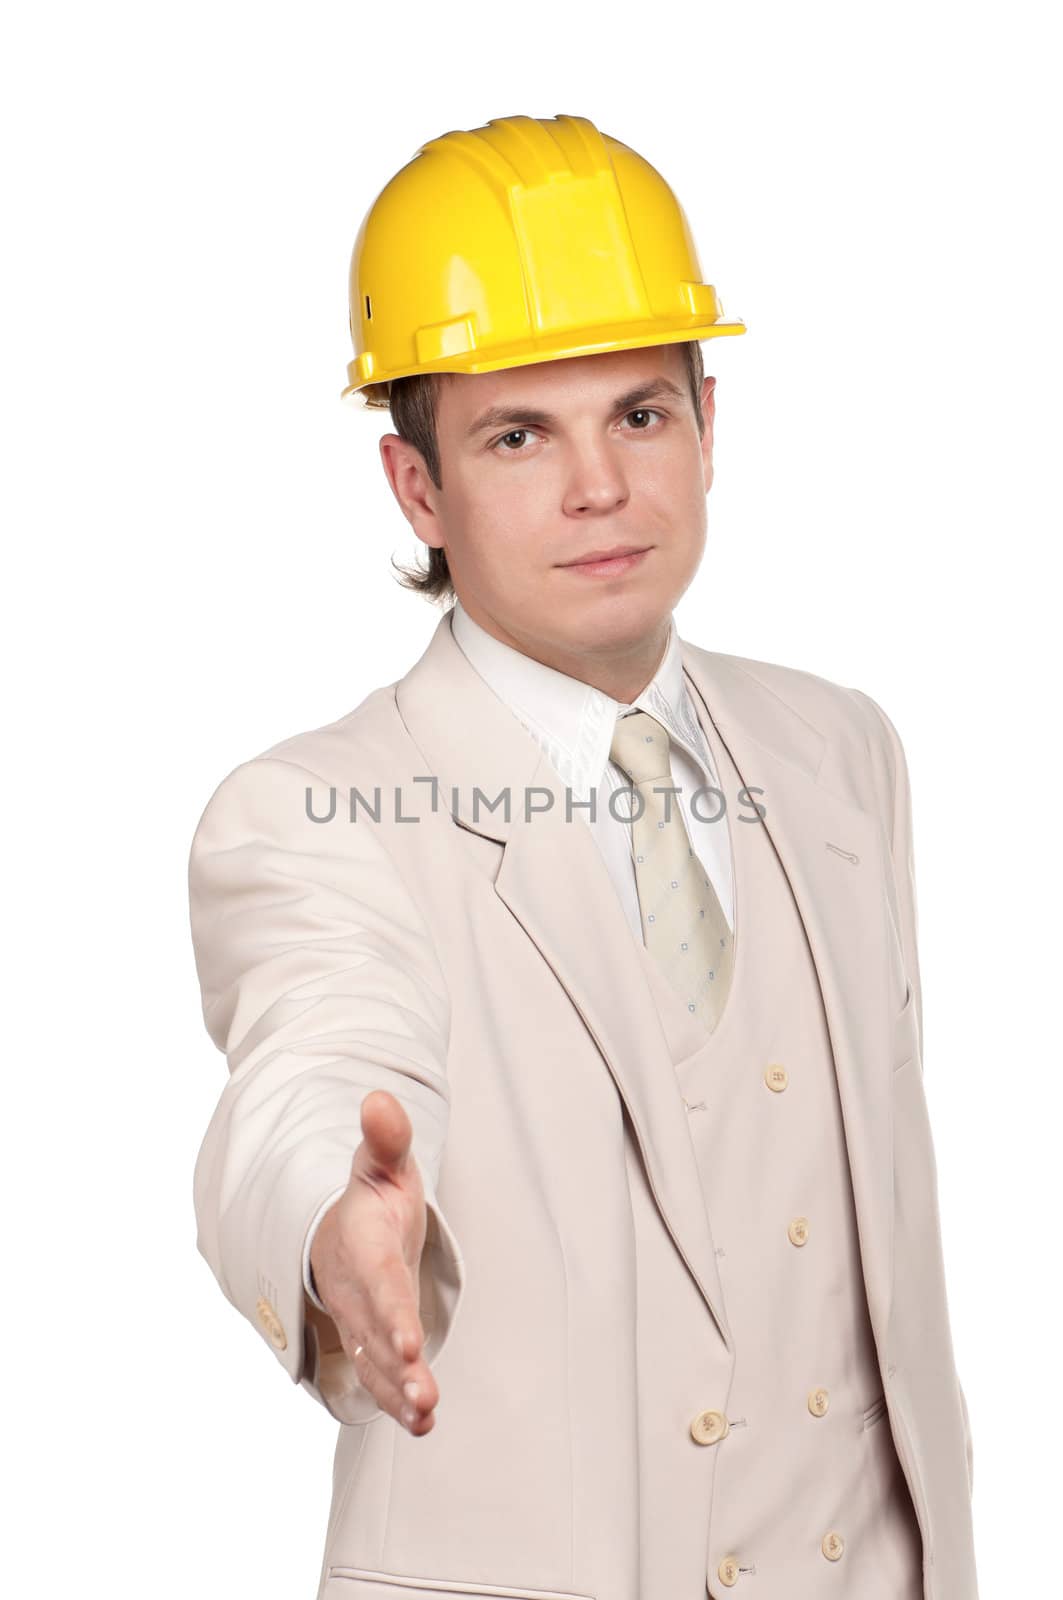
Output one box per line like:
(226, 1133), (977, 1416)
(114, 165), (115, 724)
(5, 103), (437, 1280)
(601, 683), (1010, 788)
(396, 613), (899, 1360)
(491, 789), (734, 1347)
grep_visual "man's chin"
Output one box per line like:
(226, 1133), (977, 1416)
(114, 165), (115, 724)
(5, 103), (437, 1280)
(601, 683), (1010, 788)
(545, 589), (675, 649)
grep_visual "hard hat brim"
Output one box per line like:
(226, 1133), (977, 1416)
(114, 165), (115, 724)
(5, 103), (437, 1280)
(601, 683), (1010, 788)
(341, 318), (746, 405)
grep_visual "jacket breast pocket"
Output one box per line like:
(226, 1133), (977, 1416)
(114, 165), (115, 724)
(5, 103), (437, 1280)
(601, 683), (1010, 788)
(324, 1571), (595, 1600)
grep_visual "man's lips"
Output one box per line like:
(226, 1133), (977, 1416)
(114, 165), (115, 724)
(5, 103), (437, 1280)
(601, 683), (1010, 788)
(558, 544), (653, 571)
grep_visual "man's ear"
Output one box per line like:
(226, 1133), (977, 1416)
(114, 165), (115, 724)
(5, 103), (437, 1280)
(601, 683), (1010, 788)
(378, 434), (446, 550)
(701, 375), (717, 491)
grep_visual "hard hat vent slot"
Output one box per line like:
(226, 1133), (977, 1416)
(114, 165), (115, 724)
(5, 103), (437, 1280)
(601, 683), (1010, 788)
(365, 294), (372, 321)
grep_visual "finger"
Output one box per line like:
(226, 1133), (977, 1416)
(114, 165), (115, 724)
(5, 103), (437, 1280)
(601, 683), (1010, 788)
(337, 1253), (439, 1420)
(340, 1322), (438, 1432)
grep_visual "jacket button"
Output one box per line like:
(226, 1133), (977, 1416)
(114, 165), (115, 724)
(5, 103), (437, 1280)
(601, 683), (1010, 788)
(717, 1555), (741, 1586)
(690, 1408), (730, 1445)
(256, 1295), (288, 1351)
(764, 1062), (788, 1092)
(788, 1216), (810, 1246)
(821, 1531), (845, 1561)
(807, 1386), (830, 1416)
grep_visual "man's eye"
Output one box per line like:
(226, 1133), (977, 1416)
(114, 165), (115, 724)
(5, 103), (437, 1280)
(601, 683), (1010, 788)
(491, 409), (665, 453)
(493, 429), (533, 452)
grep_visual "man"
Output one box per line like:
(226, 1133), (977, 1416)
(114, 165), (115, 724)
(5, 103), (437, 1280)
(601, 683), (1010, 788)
(188, 115), (979, 1599)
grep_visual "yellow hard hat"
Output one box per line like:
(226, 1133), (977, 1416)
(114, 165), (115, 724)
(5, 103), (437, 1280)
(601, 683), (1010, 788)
(342, 113), (745, 408)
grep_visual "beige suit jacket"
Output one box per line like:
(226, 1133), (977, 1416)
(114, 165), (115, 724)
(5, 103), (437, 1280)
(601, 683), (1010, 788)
(188, 611), (977, 1600)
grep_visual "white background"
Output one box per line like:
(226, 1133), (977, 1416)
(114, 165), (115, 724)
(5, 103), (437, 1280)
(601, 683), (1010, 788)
(4, 2), (1058, 1594)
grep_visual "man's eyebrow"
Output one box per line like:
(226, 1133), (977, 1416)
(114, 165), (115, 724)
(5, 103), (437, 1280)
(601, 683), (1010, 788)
(463, 376), (688, 441)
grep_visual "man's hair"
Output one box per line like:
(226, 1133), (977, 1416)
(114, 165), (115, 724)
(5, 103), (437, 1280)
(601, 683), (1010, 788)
(381, 340), (707, 606)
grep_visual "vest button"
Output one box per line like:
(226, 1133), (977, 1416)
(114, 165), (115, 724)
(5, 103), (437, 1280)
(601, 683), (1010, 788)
(821, 1530), (845, 1561)
(788, 1216), (810, 1246)
(717, 1554), (741, 1586)
(808, 1386), (830, 1417)
(764, 1062), (788, 1092)
(690, 1408), (730, 1445)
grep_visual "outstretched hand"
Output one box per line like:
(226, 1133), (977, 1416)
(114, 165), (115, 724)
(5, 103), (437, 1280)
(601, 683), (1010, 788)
(309, 1089), (438, 1434)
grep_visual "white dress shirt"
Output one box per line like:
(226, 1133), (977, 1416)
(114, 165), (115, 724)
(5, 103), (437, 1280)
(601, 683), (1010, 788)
(449, 597), (734, 939)
(302, 598), (735, 1309)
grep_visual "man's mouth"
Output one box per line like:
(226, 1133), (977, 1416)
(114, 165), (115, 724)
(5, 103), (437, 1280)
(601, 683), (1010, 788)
(559, 544), (653, 575)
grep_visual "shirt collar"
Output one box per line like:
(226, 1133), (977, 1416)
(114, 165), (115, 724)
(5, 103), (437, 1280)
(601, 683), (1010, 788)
(448, 596), (717, 802)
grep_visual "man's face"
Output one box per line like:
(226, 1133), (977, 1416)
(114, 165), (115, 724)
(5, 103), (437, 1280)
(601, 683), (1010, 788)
(381, 343), (716, 665)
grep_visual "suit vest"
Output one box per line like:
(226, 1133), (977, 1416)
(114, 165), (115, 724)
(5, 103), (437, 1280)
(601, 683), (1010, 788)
(622, 671), (925, 1598)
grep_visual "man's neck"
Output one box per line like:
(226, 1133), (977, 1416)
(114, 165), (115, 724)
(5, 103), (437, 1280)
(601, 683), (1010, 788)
(454, 599), (671, 705)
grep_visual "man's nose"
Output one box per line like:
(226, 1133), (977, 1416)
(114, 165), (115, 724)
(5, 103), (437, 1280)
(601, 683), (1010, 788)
(561, 451), (630, 516)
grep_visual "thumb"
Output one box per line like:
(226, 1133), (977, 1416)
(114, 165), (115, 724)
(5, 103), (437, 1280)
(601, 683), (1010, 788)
(356, 1088), (414, 1180)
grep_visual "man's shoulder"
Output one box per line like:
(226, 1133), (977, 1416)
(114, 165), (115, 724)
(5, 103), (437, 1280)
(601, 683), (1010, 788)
(684, 639), (895, 751)
(189, 677), (412, 849)
(681, 638), (911, 841)
(255, 679), (403, 780)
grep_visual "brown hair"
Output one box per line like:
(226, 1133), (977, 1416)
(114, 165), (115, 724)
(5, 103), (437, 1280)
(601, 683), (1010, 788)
(369, 339), (707, 607)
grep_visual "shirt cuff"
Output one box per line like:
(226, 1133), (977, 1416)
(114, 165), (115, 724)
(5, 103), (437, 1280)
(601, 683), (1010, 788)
(301, 1186), (348, 1312)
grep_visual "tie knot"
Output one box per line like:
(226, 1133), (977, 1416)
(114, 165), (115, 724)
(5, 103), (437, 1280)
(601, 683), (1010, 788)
(609, 710), (673, 785)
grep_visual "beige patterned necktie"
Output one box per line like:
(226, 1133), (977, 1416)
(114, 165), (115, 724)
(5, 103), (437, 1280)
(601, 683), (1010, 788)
(609, 709), (733, 1032)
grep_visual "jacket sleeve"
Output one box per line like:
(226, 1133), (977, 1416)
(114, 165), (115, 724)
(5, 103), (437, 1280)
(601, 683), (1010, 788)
(850, 687), (974, 1497)
(187, 753), (466, 1426)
